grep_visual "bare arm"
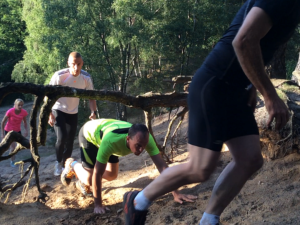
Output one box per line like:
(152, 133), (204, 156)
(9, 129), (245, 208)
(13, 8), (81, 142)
(151, 154), (196, 203)
(23, 116), (28, 137)
(92, 160), (108, 214)
(1, 115), (8, 139)
(48, 111), (55, 127)
(89, 100), (97, 120)
(232, 7), (289, 129)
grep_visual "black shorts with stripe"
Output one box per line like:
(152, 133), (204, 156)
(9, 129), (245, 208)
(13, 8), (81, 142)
(5, 130), (21, 135)
(78, 126), (119, 169)
(188, 68), (259, 151)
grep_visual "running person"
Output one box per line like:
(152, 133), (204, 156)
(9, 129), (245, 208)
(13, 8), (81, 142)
(1, 98), (28, 167)
(48, 52), (97, 176)
(61, 119), (196, 214)
(123, 0), (300, 224)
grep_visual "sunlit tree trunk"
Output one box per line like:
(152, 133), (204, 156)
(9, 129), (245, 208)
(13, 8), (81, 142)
(294, 51), (300, 72)
(291, 51), (300, 86)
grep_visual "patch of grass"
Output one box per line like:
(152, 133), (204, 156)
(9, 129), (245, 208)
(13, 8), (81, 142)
(281, 83), (300, 93)
(276, 89), (288, 101)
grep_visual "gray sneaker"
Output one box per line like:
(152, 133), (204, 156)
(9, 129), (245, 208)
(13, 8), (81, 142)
(54, 161), (62, 176)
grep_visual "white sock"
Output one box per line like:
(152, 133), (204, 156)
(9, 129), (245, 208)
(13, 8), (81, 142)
(71, 161), (78, 169)
(199, 212), (220, 225)
(134, 190), (152, 211)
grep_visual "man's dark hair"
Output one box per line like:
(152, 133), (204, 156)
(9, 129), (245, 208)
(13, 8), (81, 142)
(128, 124), (149, 139)
(69, 51), (82, 59)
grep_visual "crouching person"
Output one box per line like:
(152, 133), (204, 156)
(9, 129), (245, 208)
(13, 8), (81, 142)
(61, 118), (196, 214)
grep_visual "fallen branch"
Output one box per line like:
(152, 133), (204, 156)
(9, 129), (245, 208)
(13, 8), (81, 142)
(0, 82), (188, 202)
(170, 108), (188, 161)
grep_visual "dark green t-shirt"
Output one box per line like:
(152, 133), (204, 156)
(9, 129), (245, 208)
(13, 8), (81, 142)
(82, 119), (160, 164)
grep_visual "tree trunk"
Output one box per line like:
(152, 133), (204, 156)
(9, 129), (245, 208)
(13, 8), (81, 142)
(265, 43), (287, 79)
(255, 79), (300, 160)
(116, 103), (127, 121)
(295, 51), (300, 72)
(291, 51), (300, 85)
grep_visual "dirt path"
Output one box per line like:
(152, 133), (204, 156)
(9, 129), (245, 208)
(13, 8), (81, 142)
(1, 103), (300, 224)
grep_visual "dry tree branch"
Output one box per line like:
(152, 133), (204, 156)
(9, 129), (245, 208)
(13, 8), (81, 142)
(162, 107), (188, 160)
(0, 131), (30, 160)
(0, 82), (189, 201)
(170, 108), (188, 161)
(144, 109), (171, 163)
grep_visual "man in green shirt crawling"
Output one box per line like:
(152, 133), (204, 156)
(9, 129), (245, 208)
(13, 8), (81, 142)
(61, 118), (196, 214)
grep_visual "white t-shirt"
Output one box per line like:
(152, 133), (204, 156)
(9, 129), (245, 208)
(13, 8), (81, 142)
(49, 68), (94, 114)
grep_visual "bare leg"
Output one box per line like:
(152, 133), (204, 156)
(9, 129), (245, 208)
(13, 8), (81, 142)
(205, 135), (263, 215)
(10, 142), (17, 162)
(74, 162), (119, 186)
(74, 163), (93, 185)
(143, 144), (220, 201)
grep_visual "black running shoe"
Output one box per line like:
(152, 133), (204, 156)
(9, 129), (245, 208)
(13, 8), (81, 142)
(123, 191), (148, 225)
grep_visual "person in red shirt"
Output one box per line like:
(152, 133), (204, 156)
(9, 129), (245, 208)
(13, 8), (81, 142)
(1, 98), (28, 167)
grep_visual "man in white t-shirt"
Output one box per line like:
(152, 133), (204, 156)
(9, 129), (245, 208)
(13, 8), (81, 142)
(48, 52), (97, 176)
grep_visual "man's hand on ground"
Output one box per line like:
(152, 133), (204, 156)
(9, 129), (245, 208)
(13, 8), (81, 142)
(264, 95), (290, 130)
(172, 192), (197, 204)
(94, 205), (110, 214)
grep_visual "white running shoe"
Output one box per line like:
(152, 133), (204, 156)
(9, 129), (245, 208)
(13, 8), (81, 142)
(76, 180), (93, 197)
(54, 161), (62, 176)
(61, 158), (76, 186)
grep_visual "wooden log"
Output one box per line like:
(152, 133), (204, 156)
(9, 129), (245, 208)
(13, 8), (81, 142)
(256, 79), (300, 160)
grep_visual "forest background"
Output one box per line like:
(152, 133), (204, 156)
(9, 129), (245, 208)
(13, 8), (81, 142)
(1, 0), (299, 125)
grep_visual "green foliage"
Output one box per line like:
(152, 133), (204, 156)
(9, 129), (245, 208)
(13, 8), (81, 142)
(281, 82), (300, 93)
(18, 0), (244, 88)
(7, 0), (299, 114)
(12, 55), (46, 84)
(0, 0), (26, 83)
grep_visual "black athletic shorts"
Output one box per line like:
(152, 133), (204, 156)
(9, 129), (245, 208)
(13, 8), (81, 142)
(78, 126), (119, 169)
(188, 68), (259, 151)
(5, 130), (21, 135)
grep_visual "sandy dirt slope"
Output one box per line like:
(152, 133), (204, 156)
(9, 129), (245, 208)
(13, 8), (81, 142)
(1, 103), (300, 225)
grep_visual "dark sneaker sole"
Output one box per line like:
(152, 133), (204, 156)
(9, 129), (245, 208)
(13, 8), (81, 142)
(123, 191), (147, 225)
(123, 191), (139, 213)
(61, 176), (72, 186)
(61, 170), (75, 186)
